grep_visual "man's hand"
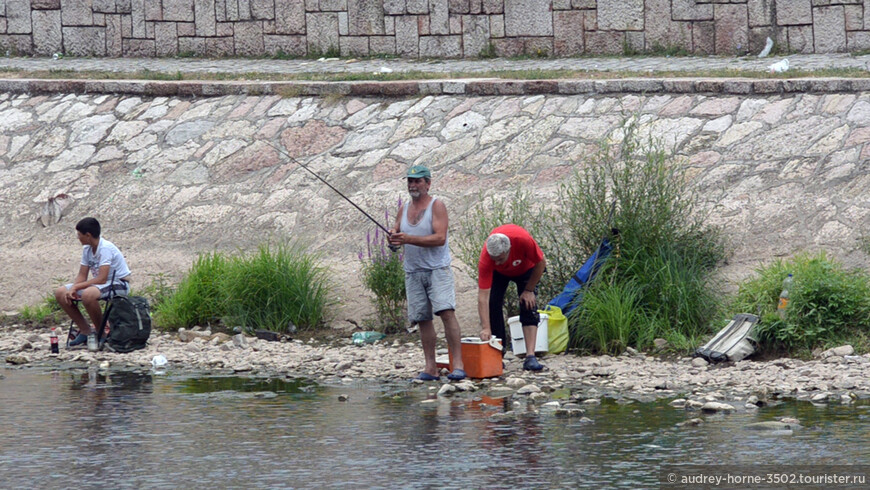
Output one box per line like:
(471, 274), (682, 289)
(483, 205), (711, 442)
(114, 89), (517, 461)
(389, 232), (406, 246)
(479, 327), (492, 341)
(519, 290), (537, 310)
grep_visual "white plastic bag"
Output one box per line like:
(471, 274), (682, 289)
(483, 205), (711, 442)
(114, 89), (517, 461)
(769, 59), (789, 73)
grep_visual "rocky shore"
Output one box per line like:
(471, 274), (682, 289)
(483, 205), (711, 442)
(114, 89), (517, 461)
(3, 324), (869, 417)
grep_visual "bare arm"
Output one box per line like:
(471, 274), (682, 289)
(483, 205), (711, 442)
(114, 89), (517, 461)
(478, 288), (492, 340)
(389, 203), (403, 235)
(71, 265), (110, 294)
(389, 199), (448, 248)
(519, 257), (547, 310)
(71, 265), (89, 286)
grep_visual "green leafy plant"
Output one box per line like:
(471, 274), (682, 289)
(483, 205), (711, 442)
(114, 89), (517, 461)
(154, 244), (332, 332)
(359, 207), (407, 333)
(457, 116), (727, 354)
(223, 243), (333, 332)
(574, 280), (651, 354)
(19, 294), (64, 324)
(731, 252), (870, 353)
(132, 272), (175, 311)
(153, 252), (231, 329)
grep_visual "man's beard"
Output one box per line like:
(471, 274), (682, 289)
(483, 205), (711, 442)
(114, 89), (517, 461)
(409, 190), (421, 198)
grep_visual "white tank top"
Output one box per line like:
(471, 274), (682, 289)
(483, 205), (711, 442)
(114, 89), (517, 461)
(400, 197), (451, 273)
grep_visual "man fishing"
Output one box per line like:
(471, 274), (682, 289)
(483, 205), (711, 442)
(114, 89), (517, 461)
(477, 225), (547, 371)
(389, 165), (465, 381)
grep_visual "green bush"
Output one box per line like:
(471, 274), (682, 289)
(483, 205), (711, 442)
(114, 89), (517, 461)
(731, 252), (870, 353)
(574, 280), (652, 354)
(359, 224), (406, 334)
(19, 294), (64, 324)
(154, 244), (332, 332)
(563, 119), (725, 353)
(153, 252), (231, 329)
(132, 272), (175, 311)
(223, 243), (332, 332)
(457, 116), (727, 353)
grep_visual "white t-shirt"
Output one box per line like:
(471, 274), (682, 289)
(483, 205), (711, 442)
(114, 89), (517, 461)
(81, 238), (131, 282)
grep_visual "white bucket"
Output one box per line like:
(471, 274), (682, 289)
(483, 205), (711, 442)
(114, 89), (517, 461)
(508, 313), (548, 356)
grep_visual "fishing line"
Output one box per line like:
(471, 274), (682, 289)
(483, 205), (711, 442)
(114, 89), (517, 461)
(262, 141), (399, 250)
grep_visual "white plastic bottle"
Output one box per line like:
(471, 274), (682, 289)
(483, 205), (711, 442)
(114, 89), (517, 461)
(777, 274), (793, 319)
(87, 332), (98, 352)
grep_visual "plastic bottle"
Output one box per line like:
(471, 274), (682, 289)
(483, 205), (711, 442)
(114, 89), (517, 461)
(352, 331), (386, 345)
(777, 274), (793, 319)
(50, 328), (59, 355)
(87, 332), (98, 352)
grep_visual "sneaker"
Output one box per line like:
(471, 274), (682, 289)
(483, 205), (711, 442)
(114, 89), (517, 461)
(68, 333), (88, 347)
(523, 356), (544, 371)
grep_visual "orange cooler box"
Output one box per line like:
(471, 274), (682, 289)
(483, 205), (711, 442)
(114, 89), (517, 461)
(448, 337), (504, 379)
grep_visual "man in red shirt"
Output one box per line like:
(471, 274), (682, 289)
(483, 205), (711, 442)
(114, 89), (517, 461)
(477, 224), (547, 371)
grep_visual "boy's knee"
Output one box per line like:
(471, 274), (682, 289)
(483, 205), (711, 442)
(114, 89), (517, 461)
(54, 286), (68, 301)
(80, 288), (101, 304)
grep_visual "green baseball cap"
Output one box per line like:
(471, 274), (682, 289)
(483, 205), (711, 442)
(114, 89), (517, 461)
(406, 165), (431, 179)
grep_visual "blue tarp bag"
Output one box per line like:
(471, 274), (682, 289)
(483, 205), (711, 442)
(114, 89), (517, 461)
(547, 238), (613, 315)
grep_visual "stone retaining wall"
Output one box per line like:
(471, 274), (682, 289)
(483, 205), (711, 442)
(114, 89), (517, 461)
(2, 88), (869, 323)
(2, 1), (870, 59)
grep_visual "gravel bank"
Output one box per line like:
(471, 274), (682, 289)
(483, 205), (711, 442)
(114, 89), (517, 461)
(3, 325), (869, 412)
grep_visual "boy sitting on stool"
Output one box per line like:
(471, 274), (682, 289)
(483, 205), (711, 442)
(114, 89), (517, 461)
(55, 217), (131, 349)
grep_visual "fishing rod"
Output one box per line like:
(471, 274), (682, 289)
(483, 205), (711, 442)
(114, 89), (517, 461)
(263, 141), (399, 250)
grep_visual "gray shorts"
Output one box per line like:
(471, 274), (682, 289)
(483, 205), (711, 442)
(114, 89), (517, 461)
(65, 280), (130, 300)
(405, 267), (456, 323)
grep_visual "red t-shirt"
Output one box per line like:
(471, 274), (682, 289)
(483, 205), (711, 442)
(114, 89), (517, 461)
(478, 224), (544, 289)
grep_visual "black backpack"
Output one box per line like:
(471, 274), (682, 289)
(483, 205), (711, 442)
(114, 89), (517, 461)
(99, 295), (152, 353)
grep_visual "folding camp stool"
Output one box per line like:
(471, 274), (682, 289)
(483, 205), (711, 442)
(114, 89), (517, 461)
(65, 297), (112, 348)
(64, 271), (130, 349)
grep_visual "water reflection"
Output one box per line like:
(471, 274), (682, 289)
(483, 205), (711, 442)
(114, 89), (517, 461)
(1, 369), (868, 489)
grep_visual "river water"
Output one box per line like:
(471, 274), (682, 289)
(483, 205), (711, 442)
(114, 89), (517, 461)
(2, 367), (868, 489)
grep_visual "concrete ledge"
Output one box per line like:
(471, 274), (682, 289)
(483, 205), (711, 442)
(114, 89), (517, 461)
(2, 77), (870, 97)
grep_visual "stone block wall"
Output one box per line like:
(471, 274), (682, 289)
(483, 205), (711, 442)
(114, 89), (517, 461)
(1, 0), (869, 58)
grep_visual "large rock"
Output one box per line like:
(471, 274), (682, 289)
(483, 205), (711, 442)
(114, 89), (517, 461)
(745, 421), (801, 431)
(6, 0), (34, 34)
(194, 0), (217, 36)
(419, 35), (462, 58)
(776, 0), (812, 26)
(307, 12), (340, 54)
(346, 0), (384, 35)
(462, 14), (490, 58)
(820, 345), (854, 358)
(5, 354), (30, 365)
(395, 15), (419, 57)
(672, 0), (713, 21)
(814, 6), (847, 53)
(63, 27), (107, 56)
(163, 0), (195, 21)
(234, 21), (265, 56)
(598, 0), (643, 31)
(715, 4), (750, 55)
(553, 10), (584, 56)
(701, 401), (735, 413)
(32, 10), (62, 55)
(276, 0), (305, 34)
(165, 121), (216, 146)
(516, 384), (541, 395)
(504, 0), (552, 36)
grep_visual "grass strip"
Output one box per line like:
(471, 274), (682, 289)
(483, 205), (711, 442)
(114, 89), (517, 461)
(0, 66), (868, 82)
